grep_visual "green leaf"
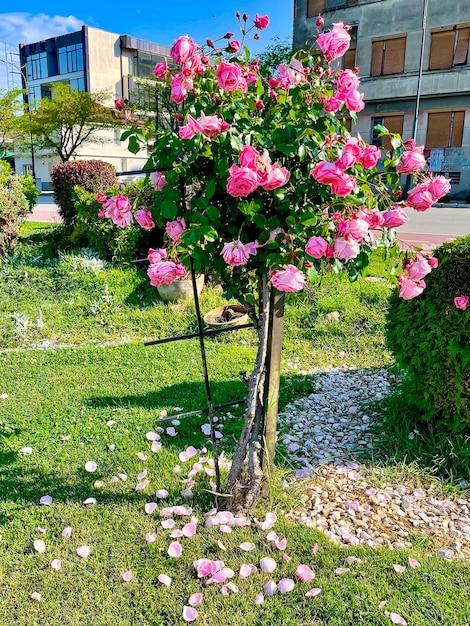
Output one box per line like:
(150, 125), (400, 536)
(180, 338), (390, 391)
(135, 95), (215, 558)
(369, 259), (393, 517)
(206, 179), (216, 200)
(160, 199), (178, 220)
(390, 134), (402, 150)
(127, 136), (140, 155)
(206, 205), (220, 221)
(300, 213), (317, 227)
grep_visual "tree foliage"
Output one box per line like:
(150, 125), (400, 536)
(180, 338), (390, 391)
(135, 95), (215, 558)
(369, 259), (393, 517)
(0, 88), (23, 156)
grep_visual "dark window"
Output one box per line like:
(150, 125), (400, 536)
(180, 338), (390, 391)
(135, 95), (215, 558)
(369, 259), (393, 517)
(58, 43), (84, 74)
(371, 115), (404, 150)
(307, 0), (326, 18)
(343, 26), (357, 69)
(426, 111), (465, 147)
(132, 51), (169, 78)
(27, 52), (48, 80)
(371, 37), (406, 76)
(41, 84), (52, 99)
(429, 27), (470, 69)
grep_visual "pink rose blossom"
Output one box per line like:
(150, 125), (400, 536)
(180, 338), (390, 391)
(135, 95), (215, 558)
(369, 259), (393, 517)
(324, 97), (342, 113)
(148, 248), (167, 264)
(179, 114), (204, 140)
(254, 14), (270, 30)
(221, 240), (250, 266)
(114, 99), (122, 111)
(150, 171), (167, 191)
(171, 75), (187, 104)
(96, 192), (107, 203)
(271, 265), (306, 292)
(382, 208), (408, 228)
(104, 194), (133, 227)
(317, 22), (351, 61)
(312, 161), (343, 184)
(343, 137), (364, 160)
(153, 60), (167, 79)
(166, 217), (186, 241)
(135, 209), (155, 231)
(405, 256), (434, 281)
(334, 235), (360, 259)
(306, 236), (331, 259)
(216, 61), (247, 92)
(261, 164), (290, 190)
(170, 36), (196, 65)
(331, 174), (356, 197)
(148, 261), (186, 287)
(226, 164), (259, 197)
(399, 278), (425, 300)
(454, 295), (469, 310)
(347, 217), (370, 242)
(343, 89), (364, 112)
(428, 175), (451, 201)
(336, 69), (359, 92)
(407, 183), (434, 212)
(228, 40), (241, 53)
(396, 146), (426, 174)
(199, 113), (226, 138)
(360, 144), (381, 169)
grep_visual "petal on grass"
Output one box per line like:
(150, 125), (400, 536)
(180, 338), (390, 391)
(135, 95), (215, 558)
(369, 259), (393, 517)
(254, 592), (264, 605)
(277, 578), (295, 594)
(259, 557), (277, 573)
(20, 447), (33, 454)
(239, 542), (255, 551)
(122, 570), (133, 581)
(306, 588), (322, 598)
(33, 539), (46, 553)
(158, 574), (172, 586)
(263, 581), (277, 596)
(85, 461), (97, 472)
(188, 593), (202, 607)
(162, 519), (175, 529)
(145, 503), (157, 515)
(137, 452), (148, 461)
(390, 613), (408, 625)
(39, 495), (52, 506)
(168, 541), (182, 557)
(61, 527), (72, 538)
(76, 546), (90, 558)
(182, 606), (198, 622)
(50, 559), (61, 570)
(156, 489), (169, 499)
(146, 533), (157, 543)
(334, 567), (350, 575)
(393, 564), (406, 574)
(31, 592), (41, 602)
(83, 497), (97, 505)
(295, 564), (315, 582)
(408, 558), (421, 568)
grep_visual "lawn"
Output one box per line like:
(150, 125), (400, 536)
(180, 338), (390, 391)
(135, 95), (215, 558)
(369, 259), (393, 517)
(0, 223), (468, 625)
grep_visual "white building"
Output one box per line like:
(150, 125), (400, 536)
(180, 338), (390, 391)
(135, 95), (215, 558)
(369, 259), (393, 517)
(16, 26), (172, 190)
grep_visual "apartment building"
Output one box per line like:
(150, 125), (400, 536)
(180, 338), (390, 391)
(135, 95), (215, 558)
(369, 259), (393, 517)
(16, 27), (171, 190)
(293, 0), (470, 196)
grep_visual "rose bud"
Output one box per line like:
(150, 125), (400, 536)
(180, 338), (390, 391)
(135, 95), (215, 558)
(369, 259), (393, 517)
(316, 16), (324, 27)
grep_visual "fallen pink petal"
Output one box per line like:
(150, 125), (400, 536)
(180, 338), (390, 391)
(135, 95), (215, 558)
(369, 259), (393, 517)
(390, 612), (408, 625)
(259, 557), (277, 573)
(84, 461), (97, 472)
(146, 533), (157, 543)
(156, 489), (169, 499)
(39, 495), (52, 506)
(30, 592), (41, 602)
(122, 570), (133, 581)
(182, 522), (197, 537)
(239, 564), (254, 579)
(162, 519), (175, 529)
(61, 526), (72, 538)
(137, 452), (148, 461)
(82, 497), (96, 505)
(76, 546), (90, 558)
(158, 574), (172, 587)
(295, 564), (315, 582)
(263, 580), (277, 596)
(393, 564), (406, 574)
(188, 593), (202, 606)
(33, 539), (46, 553)
(182, 606), (198, 622)
(20, 446), (33, 454)
(145, 502), (157, 515)
(306, 587), (322, 597)
(168, 541), (182, 557)
(50, 559), (62, 570)
(137, 470), (148, 480)
(146, 431), (159, 441)
(408, 558), (421, 568)
(277, 578), (295, 594)
(254, 592), (264, 605)
(334, 567), (350, 575)
(345, 556), (363, 565)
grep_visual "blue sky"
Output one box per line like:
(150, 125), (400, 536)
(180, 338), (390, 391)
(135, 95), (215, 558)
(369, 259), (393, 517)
(0, 2), (294, 88)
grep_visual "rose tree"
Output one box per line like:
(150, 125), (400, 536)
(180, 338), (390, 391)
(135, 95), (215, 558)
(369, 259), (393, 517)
(106, 13), (449, 511)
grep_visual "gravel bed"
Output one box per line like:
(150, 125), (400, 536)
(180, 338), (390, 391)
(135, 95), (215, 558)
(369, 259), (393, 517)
(279, 367), (470, 560)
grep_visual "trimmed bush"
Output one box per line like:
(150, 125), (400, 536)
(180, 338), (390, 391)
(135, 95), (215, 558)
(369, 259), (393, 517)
(386, 235), (470, 430)
(0, 175), (30, 255)
(18, 174), (40, 209)
(51, 160), (118, 228)
(73, 181), (163, 262)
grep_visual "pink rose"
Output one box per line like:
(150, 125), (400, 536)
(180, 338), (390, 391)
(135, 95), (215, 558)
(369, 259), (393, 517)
(331, 174), (356, 197)
(336, 69), (359, 92)
(399, 278), (425, 300)
(334, 235), (360, 259)
(324, 97), (342, 113)
(98, 208), (105, 218)
(199, 113), (225, 138)
(150, 171), (168, 191)
(114, 99), (123, 111)
(170, 75), (187, 104)
(135, 209), (155, 231)
(96, 192), (107, 204)
(406, 257), (433, 281)
(347, 217), (370, 242)
(221, 240), (250, 266)
(311, 161), (343, 184)
(343, 138), (364, 160)
(396, 146), (426, 174)
(179, 114), (204, 140)
(148, 248), (167, 264)
(261, 164), (290, 190)
(271, 265), (306, 292)
(104, 194), (133, 228)
(336, 150), (356, 170)
(166, 217), (186, 241)
(148, 261), (186, 287)
(226, 165), (259, 197)
(317, 22), (351, 61)
(306, 236), (331, 259)
(153, 61), (167, 79)
(170, 36), (196, 65)
(407, 183), (434, 212)
(228, 40), (241, 53)
(360, 145), (381, 169)
(254, 14), (270, 30)
(382, 208), (408, 228)
(343, 89), (364, 112)
(454, 295), (469, 310)
(216, 61), (247, 92)
(428, 175), (451, 201)
(238, 145), (260, 170)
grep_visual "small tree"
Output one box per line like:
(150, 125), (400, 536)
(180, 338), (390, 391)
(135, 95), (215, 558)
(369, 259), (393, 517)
(23, 84), (121, 162)
(257, 36), (294, 78)
(0, 88), (23, 157)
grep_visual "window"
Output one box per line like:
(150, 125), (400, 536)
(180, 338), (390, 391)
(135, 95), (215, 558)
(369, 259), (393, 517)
(371, 115), (404, 150)
(40, 84), (52, 99)
(307, 0), (326, 17)
(429, 27), (470, 70)
(58, 43), (83, 74)
(343, 26), (357, 69)
(28, 85), (42, 108)
(426, 111), (465, 148)
(371, 37), (406, 76)
(434, 172), (460, 185)
(27, 52), (48, 81)
(347, 0), (358, 4)
(70, 77), (85, 91)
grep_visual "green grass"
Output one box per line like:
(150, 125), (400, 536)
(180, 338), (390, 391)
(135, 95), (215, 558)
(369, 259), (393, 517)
(0, 224), (469, 625)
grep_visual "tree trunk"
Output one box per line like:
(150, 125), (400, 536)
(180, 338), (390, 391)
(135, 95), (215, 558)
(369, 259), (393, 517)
(224, 276), (284, 513)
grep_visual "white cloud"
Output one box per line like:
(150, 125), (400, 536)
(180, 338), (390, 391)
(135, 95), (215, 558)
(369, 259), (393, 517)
(0, 12), (83, 89)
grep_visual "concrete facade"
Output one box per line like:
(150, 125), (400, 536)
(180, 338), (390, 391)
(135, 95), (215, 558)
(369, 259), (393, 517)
(16, 27), (171, 190)
(294, 0), (470, 196)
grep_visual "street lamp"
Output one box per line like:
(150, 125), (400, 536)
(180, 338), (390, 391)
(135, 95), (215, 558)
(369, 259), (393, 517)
(0, 57), (37, 185)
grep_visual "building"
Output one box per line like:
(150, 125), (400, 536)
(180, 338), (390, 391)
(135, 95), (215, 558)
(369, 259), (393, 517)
(16, 26), (172, 190)
(293, 0), (470, 196)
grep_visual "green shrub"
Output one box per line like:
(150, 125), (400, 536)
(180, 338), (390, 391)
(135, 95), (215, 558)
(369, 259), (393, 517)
(0, 159), (13, 185)
(0, 175), (30, 255)
(51, 160), (117, 228)
(386, 235), (470, 430)
(18, 174), (40, 209)
(73, 181), (163, 262)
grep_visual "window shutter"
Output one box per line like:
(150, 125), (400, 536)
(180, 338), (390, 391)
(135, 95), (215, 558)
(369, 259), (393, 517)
(347, 0), (359, 4)
(383, 37), (406, 74)
(453, 28), (470, 65)
(426, 112), (452, 147)
(429, 31), (455, 69)
(307, 0), (326, 17)
(451, 111), (465, 147)
(343, 47), (357, 70)
(382, 115), (404, 150)
(371, 41), (383, 76)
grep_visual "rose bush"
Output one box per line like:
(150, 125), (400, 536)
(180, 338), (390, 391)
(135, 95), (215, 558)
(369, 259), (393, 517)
(101, 12), (447, 509)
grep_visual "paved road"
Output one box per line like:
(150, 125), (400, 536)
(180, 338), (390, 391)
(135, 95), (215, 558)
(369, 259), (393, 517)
(26, 194), (470, 250)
